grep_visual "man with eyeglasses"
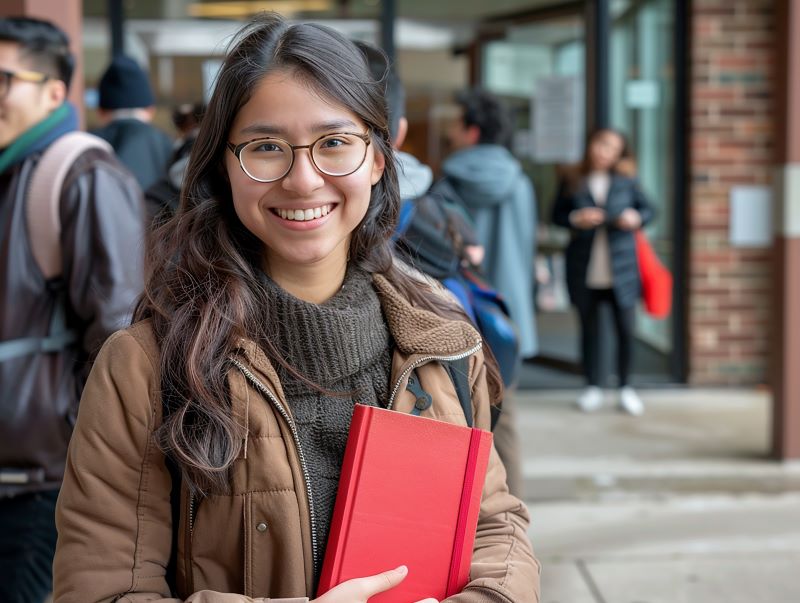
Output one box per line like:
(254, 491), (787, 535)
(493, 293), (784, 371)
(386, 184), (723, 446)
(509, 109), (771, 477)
(0, 17), (145, 602)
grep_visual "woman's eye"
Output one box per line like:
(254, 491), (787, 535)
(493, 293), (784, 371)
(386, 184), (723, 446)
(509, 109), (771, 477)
(252, 142), (283, 153)
(320, 137), (348, 149)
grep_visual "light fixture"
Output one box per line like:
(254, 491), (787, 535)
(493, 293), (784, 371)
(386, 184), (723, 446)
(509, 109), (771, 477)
(188, 1), (334, 19)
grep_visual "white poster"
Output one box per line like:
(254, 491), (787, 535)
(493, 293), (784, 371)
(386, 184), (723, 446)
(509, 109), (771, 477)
(532, 75), (584, 163)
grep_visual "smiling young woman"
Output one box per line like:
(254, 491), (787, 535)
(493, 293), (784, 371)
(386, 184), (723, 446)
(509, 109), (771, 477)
(52, 12), (540, 603)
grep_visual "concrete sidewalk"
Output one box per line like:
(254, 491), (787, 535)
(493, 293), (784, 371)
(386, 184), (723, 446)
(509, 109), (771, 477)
(516, 388), (800, 603)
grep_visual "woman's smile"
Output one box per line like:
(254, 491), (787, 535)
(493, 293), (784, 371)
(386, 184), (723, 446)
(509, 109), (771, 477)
(267, 202), (339, 230)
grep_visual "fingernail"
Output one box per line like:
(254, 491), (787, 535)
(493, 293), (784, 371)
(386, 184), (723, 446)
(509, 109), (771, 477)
(395, 565), (408, 575)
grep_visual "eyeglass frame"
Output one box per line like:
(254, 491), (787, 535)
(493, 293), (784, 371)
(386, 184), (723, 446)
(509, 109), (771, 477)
(0, 68), (50, 99)
(226, 131), (372, 183)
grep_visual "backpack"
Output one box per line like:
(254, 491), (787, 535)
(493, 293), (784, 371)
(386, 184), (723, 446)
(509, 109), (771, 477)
(394, 193), (464, 280)
(395, 193), (521, 388)
(0, 132), (112, 363)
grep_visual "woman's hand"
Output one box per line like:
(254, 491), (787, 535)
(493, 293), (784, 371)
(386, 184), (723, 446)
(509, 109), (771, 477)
(312, 565), (438, 603)
(463, 244), (485, 267)
(569, 207), (606, 230)
(615, 208), (642, 231)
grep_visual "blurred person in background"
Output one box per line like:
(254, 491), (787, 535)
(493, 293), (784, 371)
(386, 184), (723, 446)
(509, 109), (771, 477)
(551, 128), (655, 416)
(92, 54), (172, 192)
(435, 89), (538, 362)
(145, 102), (205, 220)
(0, 16), (145, 602)
(432, 88), (538, 498)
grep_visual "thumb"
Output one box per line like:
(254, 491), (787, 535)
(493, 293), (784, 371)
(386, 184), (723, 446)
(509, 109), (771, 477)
(356, 565), (408, 598)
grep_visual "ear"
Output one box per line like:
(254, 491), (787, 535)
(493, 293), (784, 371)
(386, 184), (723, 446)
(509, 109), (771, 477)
(466, 124), (481, 146)
(393, 117), (408, 149)
(370, 147), (386, 186)
(44, 79), (67, 109)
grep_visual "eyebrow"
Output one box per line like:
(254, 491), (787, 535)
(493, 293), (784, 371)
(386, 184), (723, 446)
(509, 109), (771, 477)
(239, 119), (360, 137)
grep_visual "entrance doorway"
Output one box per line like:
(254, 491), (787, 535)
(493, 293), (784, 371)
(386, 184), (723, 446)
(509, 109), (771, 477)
(475, 0), (682, 388)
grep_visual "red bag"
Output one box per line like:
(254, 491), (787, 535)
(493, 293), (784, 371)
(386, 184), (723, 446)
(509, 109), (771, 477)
(635, 230), (672, 319)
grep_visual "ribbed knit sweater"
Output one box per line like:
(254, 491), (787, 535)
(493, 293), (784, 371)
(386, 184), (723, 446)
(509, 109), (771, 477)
(259, 267), (392, 581)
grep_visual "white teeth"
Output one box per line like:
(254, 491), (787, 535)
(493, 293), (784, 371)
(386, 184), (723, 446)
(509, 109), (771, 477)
(276, 205), (332, 221)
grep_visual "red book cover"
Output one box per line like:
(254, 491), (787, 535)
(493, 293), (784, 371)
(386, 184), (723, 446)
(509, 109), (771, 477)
(317, 404), (493, 602)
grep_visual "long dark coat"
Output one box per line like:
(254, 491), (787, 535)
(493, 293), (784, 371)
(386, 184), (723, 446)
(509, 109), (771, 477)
(552, 175), (655, 310)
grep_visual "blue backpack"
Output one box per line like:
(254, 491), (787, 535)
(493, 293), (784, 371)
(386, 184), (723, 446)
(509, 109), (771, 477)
(395, 195), (520, 388)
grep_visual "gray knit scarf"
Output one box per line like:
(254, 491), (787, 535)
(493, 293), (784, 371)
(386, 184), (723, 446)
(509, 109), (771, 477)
(258, 267), (392, 582)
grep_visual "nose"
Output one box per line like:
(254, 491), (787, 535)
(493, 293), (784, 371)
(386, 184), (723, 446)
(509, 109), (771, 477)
(280, 148), (325, 195)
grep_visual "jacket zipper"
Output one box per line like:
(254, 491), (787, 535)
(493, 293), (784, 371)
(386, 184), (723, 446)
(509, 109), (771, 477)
(188, 493), (196, 537)
(386, 343), (482, 411)
(185, 490), (196, 593)
(230, 357), (321, 578)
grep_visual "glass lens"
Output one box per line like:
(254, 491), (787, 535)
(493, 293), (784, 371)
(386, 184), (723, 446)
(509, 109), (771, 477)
(312, 134), (368, 176)
(240, 139), (293, 182)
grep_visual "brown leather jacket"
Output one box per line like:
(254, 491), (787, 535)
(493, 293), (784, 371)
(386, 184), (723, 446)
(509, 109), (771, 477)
(54, 274), (541, 603)
(0, 147), (145, 497)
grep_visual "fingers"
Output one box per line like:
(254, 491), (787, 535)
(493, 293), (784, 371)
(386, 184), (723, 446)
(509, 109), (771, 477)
(413, 599), (439, 603)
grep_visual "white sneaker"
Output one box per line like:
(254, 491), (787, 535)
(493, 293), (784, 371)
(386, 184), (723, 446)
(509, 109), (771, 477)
(577, 386), (603, 412)
(618, 386), (644, 416)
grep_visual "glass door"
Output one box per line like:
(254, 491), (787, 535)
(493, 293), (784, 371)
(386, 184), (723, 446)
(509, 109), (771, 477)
(479, 12), (588, 387)
(611, 0), (677, 380)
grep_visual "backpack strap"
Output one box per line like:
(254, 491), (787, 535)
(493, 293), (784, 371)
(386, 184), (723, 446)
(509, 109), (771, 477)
(26, 131), (111, 280)
(405, 357), (501, 431)
(160, 387), (183, 595)
(444, 357), (473, 428)
(405, 357), (473, 427)
(0, 280), (77, 362)
(0, 133), (111, 363)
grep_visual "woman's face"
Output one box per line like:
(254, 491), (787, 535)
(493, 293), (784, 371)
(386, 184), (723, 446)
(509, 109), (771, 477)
(588, 130), (625, 172)
(226, 70), (385, 274)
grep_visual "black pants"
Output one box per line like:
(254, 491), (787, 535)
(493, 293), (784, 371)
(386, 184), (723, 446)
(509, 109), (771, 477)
(577, 288), (635, 387)
(0, 489), (59, 603)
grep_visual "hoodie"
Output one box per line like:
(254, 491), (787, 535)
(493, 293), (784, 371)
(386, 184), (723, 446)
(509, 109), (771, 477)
(439, 144), (538, 358)
(396, 150), (433, 200)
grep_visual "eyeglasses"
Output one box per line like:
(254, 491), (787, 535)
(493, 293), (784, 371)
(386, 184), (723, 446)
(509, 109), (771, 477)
(227, 131), (371, 183)
(0, 68), (50, 99)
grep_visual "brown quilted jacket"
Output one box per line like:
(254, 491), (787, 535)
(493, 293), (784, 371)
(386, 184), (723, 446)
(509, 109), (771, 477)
(54, 274), (541, 602)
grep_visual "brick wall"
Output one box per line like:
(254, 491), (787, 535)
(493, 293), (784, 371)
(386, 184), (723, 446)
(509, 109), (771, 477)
(689, 0), (774, 384)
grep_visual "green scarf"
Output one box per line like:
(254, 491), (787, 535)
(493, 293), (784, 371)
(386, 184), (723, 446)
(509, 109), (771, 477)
(0, 104), (72, 175)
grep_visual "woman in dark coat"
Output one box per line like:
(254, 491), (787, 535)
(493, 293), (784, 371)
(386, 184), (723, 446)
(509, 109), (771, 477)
(552, 128), (654, 415)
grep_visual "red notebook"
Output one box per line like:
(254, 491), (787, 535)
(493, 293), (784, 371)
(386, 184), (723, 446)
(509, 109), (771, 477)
(317, 404), (493, 602)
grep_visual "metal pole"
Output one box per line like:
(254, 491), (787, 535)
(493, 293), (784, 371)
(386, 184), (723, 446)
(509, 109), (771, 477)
(672, 0), (690, 382)
(109, 0), (124, 57)
(593, 0), (611, 128)
(380, 0), (396, 67)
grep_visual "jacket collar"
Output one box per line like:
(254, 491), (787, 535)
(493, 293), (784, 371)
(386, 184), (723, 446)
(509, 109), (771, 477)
(371, 272), (480, 356)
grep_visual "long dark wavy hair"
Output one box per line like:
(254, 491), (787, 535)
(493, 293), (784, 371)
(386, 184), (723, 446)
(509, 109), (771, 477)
(135, 13), (503, 495)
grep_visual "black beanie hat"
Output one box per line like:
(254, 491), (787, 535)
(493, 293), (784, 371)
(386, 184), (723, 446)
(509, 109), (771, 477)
(98, 55), (154, 110)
